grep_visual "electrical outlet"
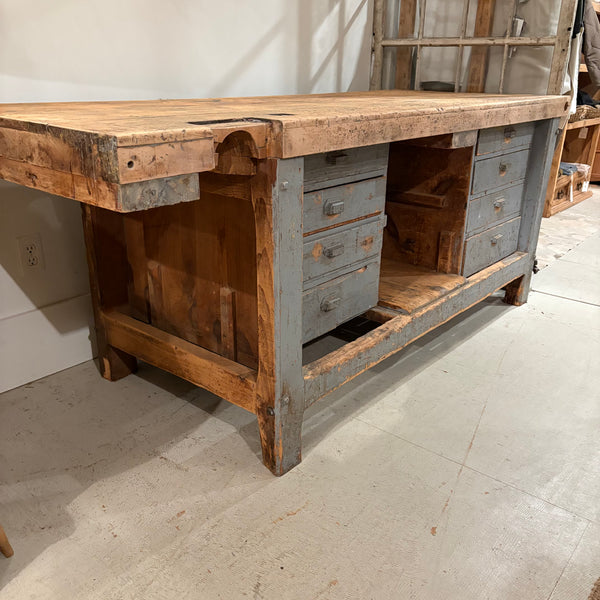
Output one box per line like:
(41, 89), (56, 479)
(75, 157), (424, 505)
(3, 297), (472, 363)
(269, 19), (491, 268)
(17, 233), (45, 272)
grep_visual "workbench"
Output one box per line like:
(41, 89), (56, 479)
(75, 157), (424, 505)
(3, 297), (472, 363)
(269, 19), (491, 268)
(0, 91), (567, 474)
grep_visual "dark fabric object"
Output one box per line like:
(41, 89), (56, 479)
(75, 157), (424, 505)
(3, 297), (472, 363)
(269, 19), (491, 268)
(574, 0), (585, 37)
(577, 89), (600, 105)
(583, 0), (600, 88)
(559, 162), (578, 175)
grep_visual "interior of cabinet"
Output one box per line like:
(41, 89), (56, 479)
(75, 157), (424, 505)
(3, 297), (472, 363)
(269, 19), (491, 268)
(378, 140), (473, 314)
(90, 172), (259, 370)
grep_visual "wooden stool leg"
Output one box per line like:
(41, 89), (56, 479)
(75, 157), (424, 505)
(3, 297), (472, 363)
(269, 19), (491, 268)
(0, 525), (14, 558)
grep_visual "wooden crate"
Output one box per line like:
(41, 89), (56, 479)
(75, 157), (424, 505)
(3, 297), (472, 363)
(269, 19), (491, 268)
(544, 118), (600, 217)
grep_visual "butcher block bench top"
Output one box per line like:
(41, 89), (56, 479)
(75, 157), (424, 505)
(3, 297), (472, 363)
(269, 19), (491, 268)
(0, 91), (567, 211)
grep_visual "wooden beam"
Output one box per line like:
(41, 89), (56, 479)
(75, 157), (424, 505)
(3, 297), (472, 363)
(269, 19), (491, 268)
(123, 212), (150, 322)
(394, 0), (418, 89)
(81, 205), (138, 381)
(467, 0), (497, 93)
(547, 0), (579, 94)
(251, 158), (305, 476)
(303, 251), (530, 406)
(383, 36), (556, 47)
(408, 130), (478, 149)
(102, 309), (257, 413)
(370, 0), (386, 90)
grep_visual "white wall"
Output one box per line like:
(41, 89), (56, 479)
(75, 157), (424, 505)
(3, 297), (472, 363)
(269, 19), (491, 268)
(0, 0), (374, 392)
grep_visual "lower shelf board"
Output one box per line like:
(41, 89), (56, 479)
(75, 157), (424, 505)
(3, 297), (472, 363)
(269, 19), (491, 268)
(378, 259), (466, 314)
(544, 190), (594, 217)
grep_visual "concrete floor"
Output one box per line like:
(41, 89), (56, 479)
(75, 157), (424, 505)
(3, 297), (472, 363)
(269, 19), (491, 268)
(1, 196), (599, 600)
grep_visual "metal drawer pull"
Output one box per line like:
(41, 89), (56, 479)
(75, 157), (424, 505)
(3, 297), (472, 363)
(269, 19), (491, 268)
(320, 297), (341, 312)
(323, 243), (345, 258)
(493, 198), (505, 209)
(324, 200), (345, 216)
(499, 163), (508, 175)
(504, 127), (517, 140)
(491, 234), (503, 246)
(325, 151), (349, 165)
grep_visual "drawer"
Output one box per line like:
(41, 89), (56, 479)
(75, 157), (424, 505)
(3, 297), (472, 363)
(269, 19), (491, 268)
(466, 183), (524, 235)
(477, 122), (535, 156)
(302, 260), (380, 343)
(463, 217), (521, 277)
(304, 144), (388, 192)
(303, 215), (386, 287)
(303, 176), (386, 234)
(471, 149), (529, 196)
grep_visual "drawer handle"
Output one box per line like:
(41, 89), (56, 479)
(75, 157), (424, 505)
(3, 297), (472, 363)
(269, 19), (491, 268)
(499, 163), (508, 176)
(324, 200), (345, 216)
(323, 243), (345, 258)
(320, 297), (341, 312)
(325, 151), (349, 165)
(504, 127), (517, 140)
(493, 198), (505, 210)
(491, 234), (503, 246)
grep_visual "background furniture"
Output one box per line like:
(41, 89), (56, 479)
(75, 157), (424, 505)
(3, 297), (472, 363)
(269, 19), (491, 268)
(544, 116), (600, 216)
(0, 92), (566, 474)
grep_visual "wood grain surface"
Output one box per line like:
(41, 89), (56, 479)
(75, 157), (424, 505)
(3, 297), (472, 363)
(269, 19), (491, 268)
(0, 91), (567, 211)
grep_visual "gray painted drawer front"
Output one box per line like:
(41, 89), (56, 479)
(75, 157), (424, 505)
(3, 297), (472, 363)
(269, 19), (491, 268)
(477, 122), (535, 156)
(463, 217), (521, 277)
(471, 149), (529, 196)
(466, 183), (524, 235)
(302, 260), (380, 343)
(304, 144), (389, 192)
(303, 216), (385, 287)
(303, 176), (386, 234)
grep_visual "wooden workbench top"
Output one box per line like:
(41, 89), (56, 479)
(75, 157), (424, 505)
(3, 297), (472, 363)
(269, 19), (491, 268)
(0, 91), (567, 211)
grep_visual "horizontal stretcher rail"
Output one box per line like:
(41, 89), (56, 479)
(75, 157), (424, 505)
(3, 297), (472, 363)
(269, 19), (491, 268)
(381, 36), (556, 48)
(103, 309), (257, 413)
(303, 252), (530, 407)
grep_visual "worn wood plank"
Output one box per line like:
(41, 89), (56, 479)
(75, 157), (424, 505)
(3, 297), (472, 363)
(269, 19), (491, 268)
(123, 212), (149, 322)
(220, 287), (237, 361)
(547, 0), (579, 94)
(0, 92), (568, 210)
(117, 139), (214, 183)
(103, 309), (256, 413)
(378, 259), (465, 314)
(0, 157), (121, 210)
(304, 251), (530, 406)
(142, 186), (258, 369)
(394, 0), (418, 89)
(410, 130), (478, 149)
(467, 0), (497, 93)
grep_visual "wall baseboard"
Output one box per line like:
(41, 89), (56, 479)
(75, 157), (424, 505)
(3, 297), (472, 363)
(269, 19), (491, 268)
(0, 294), (95, 393)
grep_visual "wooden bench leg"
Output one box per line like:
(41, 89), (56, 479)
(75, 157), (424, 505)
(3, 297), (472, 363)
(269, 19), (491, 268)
(504, 273), (531, 306)
(0, 525), (14, 558)
(507, 119), (561, 307)
(252, 157), (305, 475)
(81, 205), (137, 381)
